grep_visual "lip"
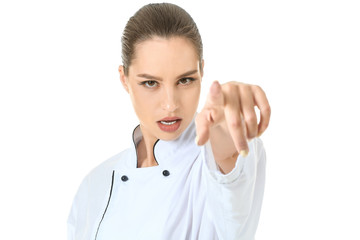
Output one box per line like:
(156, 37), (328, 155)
(157, 117), (182, 132)
(158, 116), (182, 122)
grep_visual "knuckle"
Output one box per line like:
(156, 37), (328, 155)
(222, 83), (237, 93)
(254, 84), (261, 89)
(263, 119), (270, 128)
(263, 105), (271, 115)
(238, 84), (252, 96)
(221, 83), (231, 93)
(244, 113), (257, 124)
(252, 84), (263, 92)
(228, 117), (242, 129)
(243, 84), (252, 91)
(247, 130), (257, 139)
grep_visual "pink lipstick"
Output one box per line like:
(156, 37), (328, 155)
(157, 117), (182, 132)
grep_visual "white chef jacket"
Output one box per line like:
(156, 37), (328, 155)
(67, 118), (266, 240)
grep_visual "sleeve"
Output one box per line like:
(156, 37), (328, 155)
(201, 138), (266, 240)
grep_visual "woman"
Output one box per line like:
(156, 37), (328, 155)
(68, 3), (270, 240)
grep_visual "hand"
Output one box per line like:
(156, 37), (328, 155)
(195, 81), (271, 157)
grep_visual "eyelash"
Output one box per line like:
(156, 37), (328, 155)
(139, 80), (158, 88)
(139, 78), (196, 88)
(178, 77), (196, 85)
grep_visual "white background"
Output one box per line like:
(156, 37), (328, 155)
(0, 0), (359, 239)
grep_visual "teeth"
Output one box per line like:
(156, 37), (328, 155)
(161, 120), (177, 125)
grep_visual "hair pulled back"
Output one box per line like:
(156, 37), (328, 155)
(121, 3), (203, 75)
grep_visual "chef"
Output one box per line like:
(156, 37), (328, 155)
(68, 3), (271, 240)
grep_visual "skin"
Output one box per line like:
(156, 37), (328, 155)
(119, 36), (271, 173)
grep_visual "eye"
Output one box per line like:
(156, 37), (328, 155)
(178, 77), (195, 85)
(140, 80), (158, 88)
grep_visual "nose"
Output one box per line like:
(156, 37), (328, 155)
(161, 87), (179, 112)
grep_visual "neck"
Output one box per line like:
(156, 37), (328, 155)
(136, 126), (159, 168)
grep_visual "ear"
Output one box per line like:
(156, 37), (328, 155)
(118, 65), (129, 93)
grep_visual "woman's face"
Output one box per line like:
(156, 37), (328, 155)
(119, 37), (203, 141)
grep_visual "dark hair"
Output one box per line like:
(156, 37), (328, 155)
(121, 3), (203, 75)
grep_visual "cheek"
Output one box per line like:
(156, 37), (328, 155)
(130, 88), (159, 114)
(129, 89), (144, 112)
(132, 94), (149, 111)
(181, 86), (201, 109)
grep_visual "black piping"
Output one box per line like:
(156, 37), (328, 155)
(95, 170), (115, 240)
(152, 139), (160, 166)
(132, 125), (140, 168)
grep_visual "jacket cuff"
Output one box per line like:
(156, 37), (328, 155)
(201, 140), (247, 184)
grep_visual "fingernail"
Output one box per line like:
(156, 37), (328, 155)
(195, 136), (199, 145)
(240, 150), (249, 158)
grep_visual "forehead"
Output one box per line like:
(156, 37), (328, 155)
(130, 37), (199, 76)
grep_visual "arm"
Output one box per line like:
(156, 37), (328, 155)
(201, 137), (266, 240)
(196, 81), (270, 239)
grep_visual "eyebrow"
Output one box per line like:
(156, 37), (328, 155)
(137, 69), (198, 81)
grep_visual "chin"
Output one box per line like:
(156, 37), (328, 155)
(158, 129), (183, 141)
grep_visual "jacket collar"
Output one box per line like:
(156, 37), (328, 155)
(131, 117), (200, 168)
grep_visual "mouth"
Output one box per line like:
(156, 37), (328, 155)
(157, 117), (182, 132)
(160, 120), (178, 125)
